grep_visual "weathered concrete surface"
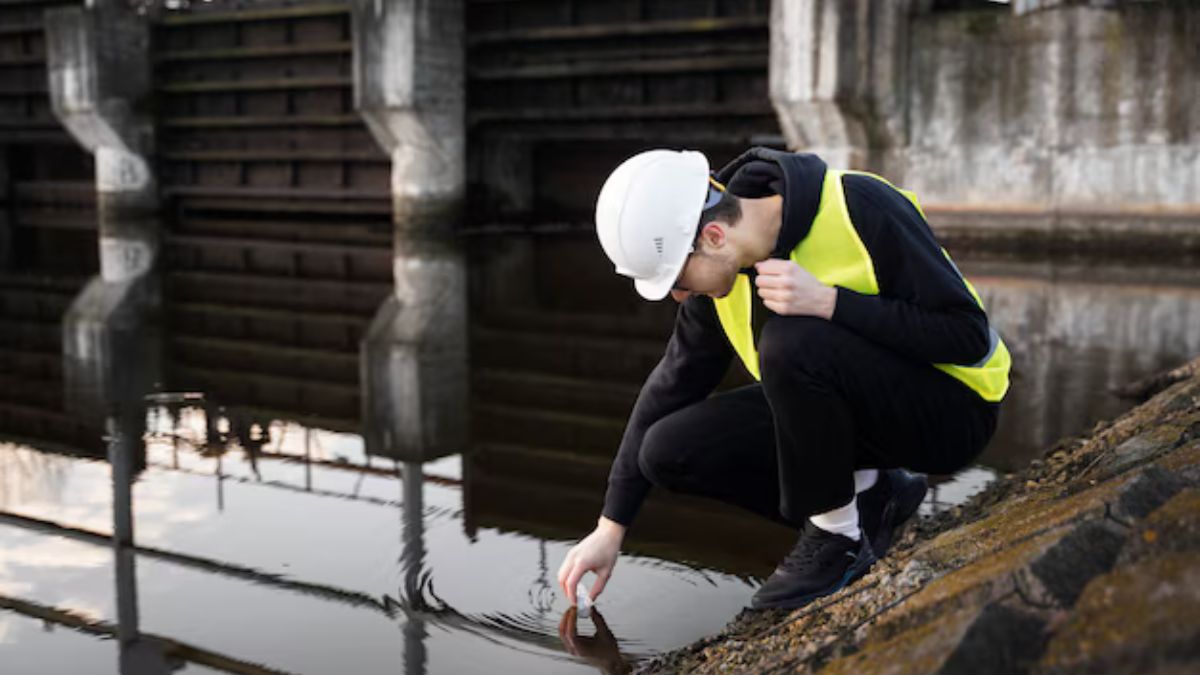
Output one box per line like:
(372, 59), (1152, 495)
(900, 4), (1199, 209)
(769, 0), (915, 170)
(637, 356), (1200, 674)
(1038, 554), (1200, 674)
(353, 0), (469, 461)
(770, 0), (1199, 249)
(1119, 489), (1200, 563)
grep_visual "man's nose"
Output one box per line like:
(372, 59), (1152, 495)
(670, 289), (691, 303)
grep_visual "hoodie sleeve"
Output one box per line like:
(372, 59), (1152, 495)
(601, 295), (733, 526)
(830, 174), (992, 366)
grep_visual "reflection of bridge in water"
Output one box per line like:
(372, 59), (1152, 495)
(0, 387), (784, 673)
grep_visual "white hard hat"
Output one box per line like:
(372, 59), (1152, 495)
(595, 149), (715, 300)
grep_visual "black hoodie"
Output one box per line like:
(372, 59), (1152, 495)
(600, 148), (992, 527)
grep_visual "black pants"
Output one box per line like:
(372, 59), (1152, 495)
(636, 317), (999, 527)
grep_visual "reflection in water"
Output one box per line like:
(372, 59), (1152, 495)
(402, 460), (430, 675)
(110, 412), (174, 674)
(1, 257), (1197, 673)
(970, 259), (1200, 470)
(559, 607), (632, 675)
(0, 399), (660, 674)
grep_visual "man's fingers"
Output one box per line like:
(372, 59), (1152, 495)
(590, 567), (611, 600)
(557, 549), (576, 591)
(556, 560), (568, 594)
(756, 287), (787, 302)
(754, 273), (789, 289)
(565, 565), (586, 605)
(754, 259), (790, 275)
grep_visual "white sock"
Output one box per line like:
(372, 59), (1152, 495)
(854, 469), (879, 494)
(809, 498), (860, 541)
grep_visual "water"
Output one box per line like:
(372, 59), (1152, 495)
(1, 256), (1198, 674)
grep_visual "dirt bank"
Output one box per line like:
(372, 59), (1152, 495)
(638, 357), (1200, 675)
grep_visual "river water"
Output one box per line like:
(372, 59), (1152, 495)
(1, 256), (1198, 674)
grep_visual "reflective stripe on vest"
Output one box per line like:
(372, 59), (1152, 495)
(712, 169), (1011, 402)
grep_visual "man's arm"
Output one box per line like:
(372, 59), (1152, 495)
(601, 294), (733, 526)
(831, 174), (991, 366)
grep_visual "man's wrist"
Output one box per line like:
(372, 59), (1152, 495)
(597, 516), (627, 539)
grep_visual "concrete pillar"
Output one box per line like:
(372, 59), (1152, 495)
(44, 1), (160, 422)
(353, 0), (469, 462)
(769, 0), (916, 170)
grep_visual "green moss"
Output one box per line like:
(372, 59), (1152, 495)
(921, 476), (1129, 569)
(1040, 554), (1200, 671)
(875, 529), (1065, 639)
(822, 604), (980, 675)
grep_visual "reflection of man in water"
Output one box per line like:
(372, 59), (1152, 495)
(559, 607), (630, 675)
(558, 148), (1010, 610)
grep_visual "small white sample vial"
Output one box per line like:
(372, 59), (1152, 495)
(576, 581), (593, 618)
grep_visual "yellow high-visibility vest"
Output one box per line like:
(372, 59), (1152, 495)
(712, 169), (1011, 402)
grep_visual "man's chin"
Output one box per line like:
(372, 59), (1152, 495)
(712, 283), (737, 299)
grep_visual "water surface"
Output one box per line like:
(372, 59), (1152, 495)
(2, 256), (1198, 674)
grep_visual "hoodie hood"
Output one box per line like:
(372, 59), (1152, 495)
(713, 147), (828, 260)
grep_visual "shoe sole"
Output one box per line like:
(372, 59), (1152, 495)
(750, 546), (878, 611)
(872, 474), (928, 559)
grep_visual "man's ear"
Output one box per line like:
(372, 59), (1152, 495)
(699, 222), (726, 249)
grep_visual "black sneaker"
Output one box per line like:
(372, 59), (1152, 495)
(750, 521), (876, 610)
(857, 469), (928, 559)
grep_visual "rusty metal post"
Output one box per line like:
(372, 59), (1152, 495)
(353, 0), (469, 462)
(45, 0), (161, 424)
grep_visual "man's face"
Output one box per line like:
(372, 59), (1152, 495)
(668, 223), (741, 303)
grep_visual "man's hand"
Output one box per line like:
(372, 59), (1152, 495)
(557, 517), (625, 605)
(754, 259), (837, 319)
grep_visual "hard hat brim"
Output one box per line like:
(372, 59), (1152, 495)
(632, 241), (690, 300)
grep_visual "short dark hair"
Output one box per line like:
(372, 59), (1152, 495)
(698, 190), (741, 231)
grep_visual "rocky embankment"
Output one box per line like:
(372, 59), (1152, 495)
(639, 358), (1200, 674)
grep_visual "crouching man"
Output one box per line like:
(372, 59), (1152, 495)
(558, 148), (1009, 609)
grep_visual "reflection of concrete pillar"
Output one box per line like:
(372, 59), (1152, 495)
(45, 1), (160, 423)
(400, 460), (428, 675)
(769, 0), (915, 169)
(0, 148), (12, 269)
(353, 0), (468, 462)
(109, 412), (171, 674)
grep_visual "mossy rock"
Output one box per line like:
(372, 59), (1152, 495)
(1118, 489), (1200, 565)
(919, 473), (1132, 570)
(1038, 553), (1200, 674)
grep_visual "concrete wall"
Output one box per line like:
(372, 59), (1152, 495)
(772, 0), (1199, 213)
(894, 3), (1199, 208)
